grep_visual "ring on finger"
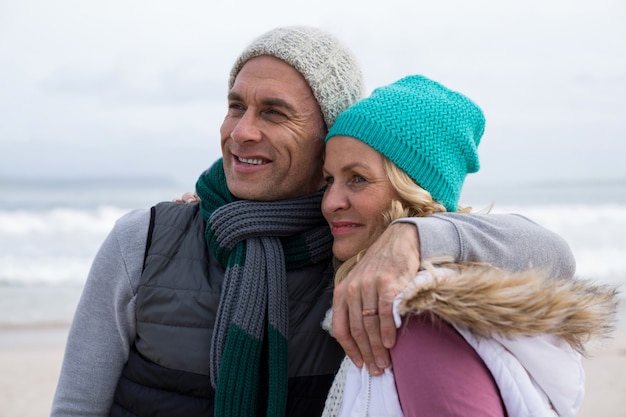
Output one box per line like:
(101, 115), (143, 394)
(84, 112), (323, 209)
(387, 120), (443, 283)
(362, 308), (378, 317)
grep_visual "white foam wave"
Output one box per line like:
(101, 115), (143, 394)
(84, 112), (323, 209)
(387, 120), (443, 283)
(0, 204), (624, 288)
(0, 206), (126, 235)
(0, 255), (92, 285)
(0, 206), (126, 285)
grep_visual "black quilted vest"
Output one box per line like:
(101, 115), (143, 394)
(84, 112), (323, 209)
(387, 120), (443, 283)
(109, 202), (343, 416)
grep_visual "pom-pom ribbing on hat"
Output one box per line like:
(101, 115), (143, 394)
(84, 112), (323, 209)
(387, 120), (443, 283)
(229, 26), (365, 129)
(326, 75), (485, 212)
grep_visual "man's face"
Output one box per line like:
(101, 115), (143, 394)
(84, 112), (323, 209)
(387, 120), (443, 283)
(220, 55), (326, 201)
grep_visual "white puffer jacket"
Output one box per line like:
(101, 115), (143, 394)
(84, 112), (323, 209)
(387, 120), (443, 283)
(322, 264), (618, 417)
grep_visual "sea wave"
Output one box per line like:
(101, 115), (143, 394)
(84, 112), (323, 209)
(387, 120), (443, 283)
(0, 202), (624, 326)
(0, 206), (127, 285)
(0, 206), (126, 235)
(0, 203), (625, 287)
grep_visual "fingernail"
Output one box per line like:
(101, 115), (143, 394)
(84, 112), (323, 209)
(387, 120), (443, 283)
(376, 357), (388, 369)
(384, 338), (394, 348)
(368, 364), (382, 375)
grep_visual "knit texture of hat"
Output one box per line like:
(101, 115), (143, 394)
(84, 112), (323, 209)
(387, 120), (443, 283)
(326, 75), (485, 212)
(229, 26), (365, 129)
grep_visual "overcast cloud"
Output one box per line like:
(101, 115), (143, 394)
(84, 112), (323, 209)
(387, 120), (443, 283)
(1, 0), (624, 188)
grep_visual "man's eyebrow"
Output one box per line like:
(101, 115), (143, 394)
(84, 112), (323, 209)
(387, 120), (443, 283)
(227, 91), (243, 101)
(227, 91), (296, 113)
(261, 97), (296, 113)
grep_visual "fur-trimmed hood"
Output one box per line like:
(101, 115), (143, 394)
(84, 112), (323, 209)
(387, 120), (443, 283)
(397, 262), (620, 355)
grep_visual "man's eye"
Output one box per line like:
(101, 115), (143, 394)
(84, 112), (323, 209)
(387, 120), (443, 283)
(264, 109), (288, 122)
(228, 103), (246, 114)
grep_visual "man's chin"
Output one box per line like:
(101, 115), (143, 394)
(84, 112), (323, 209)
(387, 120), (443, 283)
(226, 175), (317, 201)
(227, 180), (273, 201)
(227, 184), (261, 201)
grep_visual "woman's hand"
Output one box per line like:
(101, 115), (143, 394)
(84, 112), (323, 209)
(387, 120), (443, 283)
(174, 192), (200, 203)
(332, 222), (420, 375)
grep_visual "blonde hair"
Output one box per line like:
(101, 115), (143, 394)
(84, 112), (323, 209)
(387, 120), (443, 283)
(333, 156), (471, 285)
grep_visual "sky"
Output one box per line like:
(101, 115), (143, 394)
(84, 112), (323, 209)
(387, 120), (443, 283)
(1, 0), (625, 190)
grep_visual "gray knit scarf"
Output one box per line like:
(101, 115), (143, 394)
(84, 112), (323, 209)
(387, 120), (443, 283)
(196, 159), (333, 416)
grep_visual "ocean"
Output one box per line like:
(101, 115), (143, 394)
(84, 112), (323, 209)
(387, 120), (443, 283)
(1, 177), (625, 328)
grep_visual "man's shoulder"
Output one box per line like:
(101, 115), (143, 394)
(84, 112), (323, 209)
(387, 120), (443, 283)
(114, 208), (151, 237)
(109, 205), (200, 253)
(151, 201), (202, 228)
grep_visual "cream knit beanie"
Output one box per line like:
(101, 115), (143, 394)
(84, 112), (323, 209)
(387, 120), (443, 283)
(229, 26), (365, 129)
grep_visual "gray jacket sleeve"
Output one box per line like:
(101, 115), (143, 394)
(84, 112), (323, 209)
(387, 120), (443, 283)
(394, 213), (576, 278)
(50, 209), (150, 417)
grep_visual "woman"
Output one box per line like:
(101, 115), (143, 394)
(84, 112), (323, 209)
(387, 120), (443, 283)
(320, 75), (617, 416)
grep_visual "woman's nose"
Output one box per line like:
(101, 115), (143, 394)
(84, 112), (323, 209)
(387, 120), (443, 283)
(322, 183), (349, 216)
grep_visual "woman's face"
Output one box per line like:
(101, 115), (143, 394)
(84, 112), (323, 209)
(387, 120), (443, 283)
(322, 136), (401, 261)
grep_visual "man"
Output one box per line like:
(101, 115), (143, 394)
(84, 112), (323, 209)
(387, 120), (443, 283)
(52, 26), (575, 417)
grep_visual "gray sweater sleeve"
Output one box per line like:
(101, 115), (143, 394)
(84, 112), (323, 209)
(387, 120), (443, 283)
(394, 213), (576, 278)
(51, 209), (150, 417)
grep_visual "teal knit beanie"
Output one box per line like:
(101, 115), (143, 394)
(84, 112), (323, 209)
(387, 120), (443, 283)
(325, 75), (485, 212)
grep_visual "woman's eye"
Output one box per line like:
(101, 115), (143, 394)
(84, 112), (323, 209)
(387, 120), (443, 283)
(352, 175), (366, 184)
(323, 176), (334, 186)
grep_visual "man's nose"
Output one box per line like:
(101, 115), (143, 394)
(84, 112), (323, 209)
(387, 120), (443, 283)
(230, 111), (262, 144)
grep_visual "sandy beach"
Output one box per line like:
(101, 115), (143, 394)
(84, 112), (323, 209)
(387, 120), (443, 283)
(1, 306), (624, 417)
